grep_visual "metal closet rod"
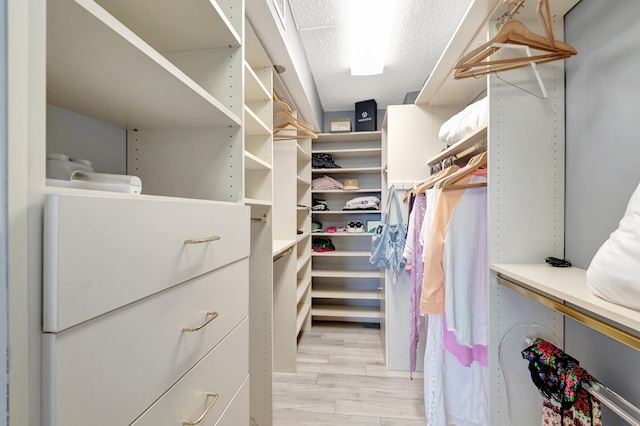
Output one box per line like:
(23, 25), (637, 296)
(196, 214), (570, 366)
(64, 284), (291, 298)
(500, 273), (640, 423)
(496, 273), (640, 352)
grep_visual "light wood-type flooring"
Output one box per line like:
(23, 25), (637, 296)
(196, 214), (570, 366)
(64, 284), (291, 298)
(273, 321), (426, 425)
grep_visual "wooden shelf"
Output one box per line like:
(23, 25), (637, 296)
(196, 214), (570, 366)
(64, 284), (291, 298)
(315, 131), (382, 143)
(311, 270), (382, 279)
(311, 232), (373, 237)
(244, 198), (272, 207)
(244, 62), (270, 102)
(244, 151), (272, 170)
(297, 278), (311, 305)
(426, 126), (487, 166)
(94, 0), (241, 51)
(491, 264), (640, 336)
(48, 0), (241, 130)
(312, 289), (378, 300)
(311, 148), (382, 158)
(311, 167), (382, 174)
(312, 250), (371, 257)
(273, 240), (295, 258)
(296, 303), (311, 334)
(311, 210), (381, 215)
(312, 189), (382, 194)
(311, 305), (381, 320)
(244, 106), (271, 136)
(297, 144), (311, 161)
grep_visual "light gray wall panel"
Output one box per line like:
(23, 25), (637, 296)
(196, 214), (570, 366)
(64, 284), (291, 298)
(565, 0), (640, 269)
(565, 1), (640, 424)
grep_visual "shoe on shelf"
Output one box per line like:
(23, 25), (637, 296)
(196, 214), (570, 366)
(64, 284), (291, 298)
(326, 226), (337, 233)
(344, 179), (360, 190)
(347, 221), (356, 233)
(354, 220), (364, 233)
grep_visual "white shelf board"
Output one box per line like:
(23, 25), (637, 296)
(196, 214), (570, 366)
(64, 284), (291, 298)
(426, 126), (487, 166)
(244, 151), (272, 170)
(94, 0), (241, 51)
(311, 210), (381, 216)
(491, 264), (640, 334)
(297, 176), (311, 186)
(311, 189), (382, 194)
(48, 0), (241, 130)
(312, 289), (378, 300)
(244, 106), (271, 136)
(296, 232), (310, 243)
(296, 278), (311, 305)
(244, 197), (272, 207)
(312, 232), (374, 237)
(244, 62), (270, 102)
(296, 255), (310, 273)
(311, 167), (382, 174)
(245, 19), (272, 69)
(312, 250), (371, 257)
(316, 131), (382, 143)
(297, 144), (311, 161)
(311, 148), (382, 158)
(273, 239), (296, 258)
(311, 305), (381, 319)
(311, 269), (382, 279)
(296, 303), (311, 334)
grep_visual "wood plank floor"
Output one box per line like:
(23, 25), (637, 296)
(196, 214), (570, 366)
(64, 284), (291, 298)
(273, 321), (426, 425)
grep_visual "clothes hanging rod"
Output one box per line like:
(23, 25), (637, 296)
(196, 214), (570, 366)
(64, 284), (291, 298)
(496, 273), (640, 352)
(582, 380), (640, 426)
(251, 215), (267, 223)
(273, 246), (294, 263)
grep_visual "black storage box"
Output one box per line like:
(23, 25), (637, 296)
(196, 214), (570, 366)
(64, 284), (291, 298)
(355, 99), (377, 131)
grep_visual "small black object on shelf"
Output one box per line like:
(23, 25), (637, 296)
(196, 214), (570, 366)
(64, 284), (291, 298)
(545, 257), (572, 267)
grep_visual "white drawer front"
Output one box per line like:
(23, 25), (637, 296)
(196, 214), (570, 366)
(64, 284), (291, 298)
(42, 260), (248, 426)
(215, 376), (250, 426)
(132, 319), (249, 426)
(43, 194), (249, 332)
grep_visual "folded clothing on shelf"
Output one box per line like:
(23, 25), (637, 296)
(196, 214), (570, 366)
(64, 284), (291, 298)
(342, 196), (380, 210)
(312, 153), (341, 169)
(312, 238), (335, 252)
(312, 198), (329, 211)
(312, 175), (344, 190)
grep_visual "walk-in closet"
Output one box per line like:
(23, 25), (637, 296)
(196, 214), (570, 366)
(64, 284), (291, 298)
(3, 0), (640, 425)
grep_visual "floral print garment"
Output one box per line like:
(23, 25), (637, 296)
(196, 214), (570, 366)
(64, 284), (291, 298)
(521, 338), (602, 426)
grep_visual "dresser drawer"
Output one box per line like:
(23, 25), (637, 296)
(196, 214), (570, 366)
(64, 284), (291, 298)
(43, 193), (249, 332)
(132, 319), (249, 426)
(215, 376), (250, 426)
(42, 260), (248, 426)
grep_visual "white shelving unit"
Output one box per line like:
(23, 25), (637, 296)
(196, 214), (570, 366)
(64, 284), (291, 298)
(243, 21), (274, 426)
(271, 74), (313, 373)
(31, 0), (255, 425)
(311, 131), (383, 324)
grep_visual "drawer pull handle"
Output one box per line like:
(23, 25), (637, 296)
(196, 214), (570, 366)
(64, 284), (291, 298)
(182, 311), (219, 332)
(184, 235), (221, 244)
(183, 392), (219, 425)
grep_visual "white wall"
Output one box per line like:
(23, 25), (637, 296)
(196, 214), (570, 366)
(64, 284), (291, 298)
(0, 0), (8, 423)
(565, 1), (640, 424)
(46, 105), (127, 175)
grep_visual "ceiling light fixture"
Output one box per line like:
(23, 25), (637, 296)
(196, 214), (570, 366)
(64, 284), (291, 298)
(349, 0), (395, 76)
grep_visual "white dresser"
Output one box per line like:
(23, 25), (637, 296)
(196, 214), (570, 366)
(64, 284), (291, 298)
(42, 193), (250, 426)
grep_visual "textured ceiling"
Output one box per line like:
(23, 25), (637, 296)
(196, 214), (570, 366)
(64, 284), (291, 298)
(288, 0), (473, 112)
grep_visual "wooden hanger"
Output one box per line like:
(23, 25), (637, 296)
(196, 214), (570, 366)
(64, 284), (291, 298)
(454, 0), (576, 79)
(273, 92), (318, 140)
(415, 165), (461, 195)
(440, 151), (488, 191)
